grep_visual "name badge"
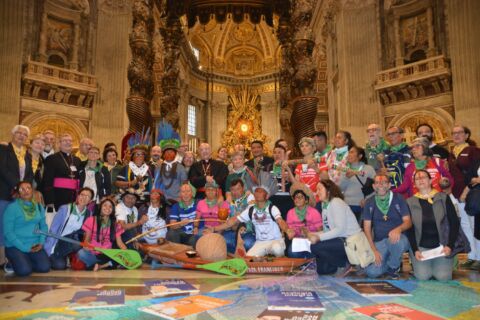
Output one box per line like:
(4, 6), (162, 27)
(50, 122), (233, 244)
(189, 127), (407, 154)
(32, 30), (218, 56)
(460, 153), (468, 157)
(70, 165), (77, 172)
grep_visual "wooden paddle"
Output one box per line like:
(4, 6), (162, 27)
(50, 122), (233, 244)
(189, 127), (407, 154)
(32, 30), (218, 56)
(151, 258), (248, 277)
(35, 229), (142, 270)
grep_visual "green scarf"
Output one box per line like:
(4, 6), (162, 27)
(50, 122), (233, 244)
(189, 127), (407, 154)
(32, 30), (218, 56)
(272, 164), (282, 176)
(179, 200), (194, 210)
(375, 192), (391, 217)
(254, 200), (271, 214)
(18, 199), (37, 221)
(87, 161), (103, 173)
(316, 145), (332, 158)
(206, 198), (217, 208)
(390, 142), (407, 153)
(294, 206), (307, 222)
(414, 159), (428, 170)
(321, 200), (329, 210)
(366, 138), (390, 154)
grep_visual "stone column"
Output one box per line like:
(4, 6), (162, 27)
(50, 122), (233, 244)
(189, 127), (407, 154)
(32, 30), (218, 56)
(0, 0), (26, 141)
(446, 0), (480, 141)
(426, 6), (435, 57)
(70, 23), (80, 70)
(334, 1), (381, 139)
(90, 0), (133, 148)
(394, 17), (403, 66)
(38, 10), (48, 62)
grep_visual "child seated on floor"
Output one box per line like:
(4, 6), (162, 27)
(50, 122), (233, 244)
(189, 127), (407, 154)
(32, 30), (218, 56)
(141, 189), (167, 244)
(77, 198), (127, 271)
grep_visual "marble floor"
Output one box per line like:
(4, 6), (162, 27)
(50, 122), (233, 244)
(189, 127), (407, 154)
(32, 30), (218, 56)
(0, 254), (479, 319)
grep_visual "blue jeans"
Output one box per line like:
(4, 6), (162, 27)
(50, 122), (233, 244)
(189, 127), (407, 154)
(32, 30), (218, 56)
(310, 238), (348, 275)
(50, 232), (83, 270)
(410, 247), (454, 281)
(5, 246), (50, 277)
(0, 199), (12, 246)
(77, 249), (113, 269)
(365, 234), (410, 278)
(166, 229), (197, 247)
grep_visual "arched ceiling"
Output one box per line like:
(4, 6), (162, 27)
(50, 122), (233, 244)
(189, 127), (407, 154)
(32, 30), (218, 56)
(185, 17), (281, 77)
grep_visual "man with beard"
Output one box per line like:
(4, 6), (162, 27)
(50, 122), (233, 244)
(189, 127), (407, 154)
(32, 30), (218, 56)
(381, 126), (411, 188)
(416, 123), (450, 159)
(43, 133), (82, 210)
(365, 124), (390, 173)
(150, 146), (162, 167)
(42, 130), (56, 159)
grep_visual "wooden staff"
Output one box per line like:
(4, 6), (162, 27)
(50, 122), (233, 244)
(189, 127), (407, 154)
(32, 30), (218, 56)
(125, 218), (222, 244)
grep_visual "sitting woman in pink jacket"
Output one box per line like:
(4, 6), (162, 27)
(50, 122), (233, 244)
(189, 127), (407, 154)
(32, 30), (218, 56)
(285, 183), (322, 258)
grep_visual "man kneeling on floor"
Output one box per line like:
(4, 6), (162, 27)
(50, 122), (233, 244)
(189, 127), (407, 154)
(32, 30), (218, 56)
(363, 174), (412, 279)
(205, 185), (289, 257)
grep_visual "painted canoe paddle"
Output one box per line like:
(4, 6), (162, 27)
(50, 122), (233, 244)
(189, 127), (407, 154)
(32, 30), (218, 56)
(151, 258), (248, 277)
(35, 229), (142, 270)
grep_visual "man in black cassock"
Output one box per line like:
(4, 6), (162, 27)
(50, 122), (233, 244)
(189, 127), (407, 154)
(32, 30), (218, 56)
(188, 143), (228, 199)
(43, 134), (81, 210)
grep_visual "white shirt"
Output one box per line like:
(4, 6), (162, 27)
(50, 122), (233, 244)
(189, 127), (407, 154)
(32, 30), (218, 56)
(142, 205), (167, 244)
(83, 170), (98, 201)
(115, 201), (138, 223)
(237, 204), (283, 241)
(61, 205), (87, 237)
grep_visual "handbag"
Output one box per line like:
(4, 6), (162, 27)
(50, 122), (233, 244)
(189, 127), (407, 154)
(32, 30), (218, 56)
(440, 199), (471, 257)
(355, 175), (375, 197)
(465, 187), (480, 217)
(45, 204), (57, 229)
(344, 231), (375, 267)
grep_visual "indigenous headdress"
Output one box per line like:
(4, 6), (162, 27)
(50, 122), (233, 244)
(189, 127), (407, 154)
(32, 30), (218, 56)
(127, 127), (152, 153)
(157, 120), (180, 152)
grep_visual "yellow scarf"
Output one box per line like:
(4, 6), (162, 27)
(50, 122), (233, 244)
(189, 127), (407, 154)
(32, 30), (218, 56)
(31, 157), (39, 173)
(453, 143), (469, 158)
(414, 189), (439, 204)
(12, 144), (26, 169)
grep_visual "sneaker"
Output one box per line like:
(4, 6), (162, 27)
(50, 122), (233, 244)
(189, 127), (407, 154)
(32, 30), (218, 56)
(460, 259), (476, 269)
(386, 268), (400, 280)
(3, 261), (14, 274)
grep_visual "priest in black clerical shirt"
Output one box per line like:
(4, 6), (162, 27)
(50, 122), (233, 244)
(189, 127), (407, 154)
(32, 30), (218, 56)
(43, 134), (81, 210)
(188, 143), (228, 199)
(245, 140), (274, 172)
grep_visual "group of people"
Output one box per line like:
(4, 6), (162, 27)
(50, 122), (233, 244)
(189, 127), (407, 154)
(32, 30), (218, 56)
(1, 121), (479, 281)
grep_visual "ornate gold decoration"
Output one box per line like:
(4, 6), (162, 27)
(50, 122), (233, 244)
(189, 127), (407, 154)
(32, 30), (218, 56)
(127, 0), (154, 133)
(221, 85), (268, 154)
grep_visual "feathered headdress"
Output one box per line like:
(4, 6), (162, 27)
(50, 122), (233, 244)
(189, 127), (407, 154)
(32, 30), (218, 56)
(157, 120), (180, 151)
(127, 127), (151, 151)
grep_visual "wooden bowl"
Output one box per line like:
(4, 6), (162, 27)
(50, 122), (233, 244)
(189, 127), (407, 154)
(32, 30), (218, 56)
(218, 207), (229, 221)
(186, 250), (197, 258)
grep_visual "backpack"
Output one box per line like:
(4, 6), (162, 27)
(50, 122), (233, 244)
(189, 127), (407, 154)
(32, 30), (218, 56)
(248, 203), (276, 222)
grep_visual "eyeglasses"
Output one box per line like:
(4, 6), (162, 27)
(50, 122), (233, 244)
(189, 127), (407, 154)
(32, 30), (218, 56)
(366, 128), (380, 133)
(133, 152), (145, 156)
(386, 132), (400, 136)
